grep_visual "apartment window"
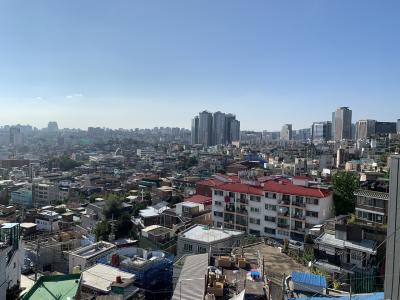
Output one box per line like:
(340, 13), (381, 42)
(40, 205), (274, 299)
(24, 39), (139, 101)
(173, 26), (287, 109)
(249, 218), (260, 225)
(229, 192), (235, 198)
(264, 216), (276, 223)
(376, 215), (383, 223)
(282, 194), (290, 201)
(265, 204), (277, 211)
(184, 243), (193, 252)
(306, 198), (319, 205)
(214, 190), (223, 196)
(214, 201), (222, 206)
(240, 194), (247, 200)
(306, 211), (318, 218)
(198, 246), (207, 253)
(264, 227), (276, 235)
(214, 211), (223, 217)
(250, 195), (261, 202)
(277, 230), (289, 237)
(357, 210), (384, 224)
(250, 207), (260, 213)
(295, 196), (304, 203)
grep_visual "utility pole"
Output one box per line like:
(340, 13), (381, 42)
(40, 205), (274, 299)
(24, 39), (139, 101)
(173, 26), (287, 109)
(109, 214), (116, 242)
(349, 276), (352, 300)
(34, 238), (40, 281)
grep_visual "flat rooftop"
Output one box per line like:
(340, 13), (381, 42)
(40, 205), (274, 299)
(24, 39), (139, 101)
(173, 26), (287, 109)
(72, 241), (115, 258)
(181, 225), (244, 243)
(22, 274), (81, 300)
(82, 263), (135, 293)
(317, 233), (377, 254)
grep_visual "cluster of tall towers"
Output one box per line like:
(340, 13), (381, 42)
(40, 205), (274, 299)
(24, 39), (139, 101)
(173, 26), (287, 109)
(191, 111), (240, 146)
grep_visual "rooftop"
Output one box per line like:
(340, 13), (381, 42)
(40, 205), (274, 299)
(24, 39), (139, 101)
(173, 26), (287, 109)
(72, 241), (116, 258)
(181, 225), (244, 243)
(142, 225), (172, 235)
(184, 194), (212, 205)
(291, 271), (327, 288)
(354, 189), (389, 200)
(316, 233), (377, 255)
(1, 222), (19, 229)
(82, 263), (135, 293)
(139, 202), (169, 218)
(22, 274), (81, 300)
(216, 179), (332, 198)
(172, 253), (209, 300)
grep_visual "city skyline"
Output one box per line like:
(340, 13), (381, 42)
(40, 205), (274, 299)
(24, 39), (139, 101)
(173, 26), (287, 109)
(1, 0), (399, 130)
(1, 106), (399, 134)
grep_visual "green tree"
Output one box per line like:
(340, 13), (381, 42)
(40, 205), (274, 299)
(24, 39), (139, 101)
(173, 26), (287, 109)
(116, 213), (134, 238)
(143, 192), (152, 201)
(332, 171), (359, 216)
(132, 202), (147, 217)
(168, 195), (183, 206)
(95, 220), (110, 241)
(104, 198), (123, 219)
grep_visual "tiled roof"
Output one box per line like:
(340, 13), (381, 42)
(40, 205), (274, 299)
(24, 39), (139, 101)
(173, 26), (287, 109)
(196, 174), (240, 187)
(217, 183), (264, 196)
(215, 181), (331, 198)
(195, 178), (225, 187)
(185, 195), (212, 204)
(262, 181), (331, 198)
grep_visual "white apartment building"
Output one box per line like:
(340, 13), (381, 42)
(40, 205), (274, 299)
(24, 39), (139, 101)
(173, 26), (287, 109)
(68, 241), (116, 273)
(212, 177), (333, 242)
(35, 210), (61, 232)
(0, 223), (23, 300)
(33, 182), (58, 207)
(177, 224), (245, 258)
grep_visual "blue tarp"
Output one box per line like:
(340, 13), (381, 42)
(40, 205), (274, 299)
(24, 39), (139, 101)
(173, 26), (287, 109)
(291, 271), (327, 289)
(290, 292), (384, 300)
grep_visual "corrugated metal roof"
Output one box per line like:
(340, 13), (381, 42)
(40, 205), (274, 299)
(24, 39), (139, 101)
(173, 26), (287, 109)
(291, 271), (327, 288)
(172, 253), (208, 300)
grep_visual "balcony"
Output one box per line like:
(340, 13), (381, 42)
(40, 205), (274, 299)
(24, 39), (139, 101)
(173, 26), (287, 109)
(225, 205), (235, 213)
(236, 208), (248, 215)
(277, 211), (289, 218)
(224, 215), (234, 222)
(279, 200), (290, 206)
(239, 198), (248, 204)
(277, 223), (290, 229)
(291, 226), (305, 233)
(292, 213), (305, 221)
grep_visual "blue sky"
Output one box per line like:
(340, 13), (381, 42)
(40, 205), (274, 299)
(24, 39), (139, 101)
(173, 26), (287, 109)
(0, 0), (399, 130)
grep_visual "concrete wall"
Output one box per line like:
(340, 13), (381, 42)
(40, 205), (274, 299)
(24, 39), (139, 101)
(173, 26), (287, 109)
(385, 155), (400, 299)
